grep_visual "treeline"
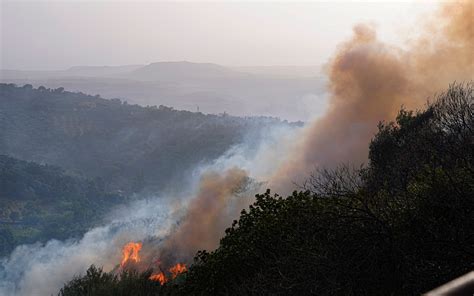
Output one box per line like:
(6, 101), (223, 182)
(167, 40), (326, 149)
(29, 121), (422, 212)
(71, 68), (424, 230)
(60, 83), (473, 295)
(0, 155), (123, 256)
(0, 83), (293, 194)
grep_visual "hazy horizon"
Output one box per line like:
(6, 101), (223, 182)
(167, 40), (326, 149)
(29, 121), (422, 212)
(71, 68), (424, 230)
(2, 60), (324, 71)
(1, 0), (439, 71)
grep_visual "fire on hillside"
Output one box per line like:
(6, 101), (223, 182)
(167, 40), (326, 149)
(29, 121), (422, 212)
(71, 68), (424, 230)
(120, 241), (187, 285)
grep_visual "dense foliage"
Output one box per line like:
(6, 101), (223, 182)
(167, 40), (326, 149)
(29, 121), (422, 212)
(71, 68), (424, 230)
(0, 83), (292, 193)
(0, 155), (123, 257)
(177, 83), (473, 295)
(60, 83), (473, 295)
(58, 266), (162, 296)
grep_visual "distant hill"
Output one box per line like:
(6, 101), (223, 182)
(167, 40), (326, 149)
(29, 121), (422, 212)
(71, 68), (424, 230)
(0, 83), (293, 193)
(126, 61), (249, 81)
(0, 62), (319, 80)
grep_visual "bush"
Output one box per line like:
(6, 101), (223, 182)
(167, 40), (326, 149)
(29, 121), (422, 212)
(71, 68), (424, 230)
(59, 266), (162, 296)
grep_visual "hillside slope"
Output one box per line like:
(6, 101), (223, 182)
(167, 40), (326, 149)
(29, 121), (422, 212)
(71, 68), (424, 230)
(0, 83), (292, 193)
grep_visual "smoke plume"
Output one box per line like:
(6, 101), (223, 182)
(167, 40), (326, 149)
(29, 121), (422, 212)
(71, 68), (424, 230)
(157, 168), (251, 264)
(270, 1), (473, 193)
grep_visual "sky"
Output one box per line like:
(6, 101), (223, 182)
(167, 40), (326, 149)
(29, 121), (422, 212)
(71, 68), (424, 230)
(0, 0), (440, 70)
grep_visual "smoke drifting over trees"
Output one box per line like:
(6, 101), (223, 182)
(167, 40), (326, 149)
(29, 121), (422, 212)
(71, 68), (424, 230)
(0, 1), (472, 295)
(269, 1), (473, 193)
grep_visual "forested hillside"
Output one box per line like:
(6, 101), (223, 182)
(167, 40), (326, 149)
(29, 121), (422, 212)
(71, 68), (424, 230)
(0, 83), (293, 193)
(60, 83), (473, 295)
(0, 155), (123, 257)
(0, 83), (296, 259)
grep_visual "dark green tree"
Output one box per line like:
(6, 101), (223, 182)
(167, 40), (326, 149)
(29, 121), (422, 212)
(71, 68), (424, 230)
(175, 83), (474, 295)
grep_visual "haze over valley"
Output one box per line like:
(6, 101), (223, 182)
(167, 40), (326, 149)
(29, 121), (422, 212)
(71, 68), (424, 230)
(1, 62), (326, 122)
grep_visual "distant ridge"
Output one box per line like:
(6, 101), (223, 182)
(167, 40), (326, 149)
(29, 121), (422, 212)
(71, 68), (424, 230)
(0, 62), (325, 121)
(0, 62), (322, 80)
(126, 61), (249, 81)
(0, 64), (144, 79)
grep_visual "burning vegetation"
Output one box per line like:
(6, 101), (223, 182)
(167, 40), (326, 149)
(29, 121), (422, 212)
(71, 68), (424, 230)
(113, 169), (251, 287)
(148, 263), (188, 285)
(119, 241), (187, 285)
(149, 272), (167, 285)
(120, 242), (142, 267)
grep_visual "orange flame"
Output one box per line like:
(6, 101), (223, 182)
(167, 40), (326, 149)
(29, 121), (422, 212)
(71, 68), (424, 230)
(149, 272), (167, 285)
(149, 263), (187, 285)
(169, 263), (187, 279)
(120, 242), (142, 267)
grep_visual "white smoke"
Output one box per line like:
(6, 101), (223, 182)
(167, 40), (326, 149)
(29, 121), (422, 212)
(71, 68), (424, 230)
(0, 197), (175, 296)
(0, 123), (302, 296)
